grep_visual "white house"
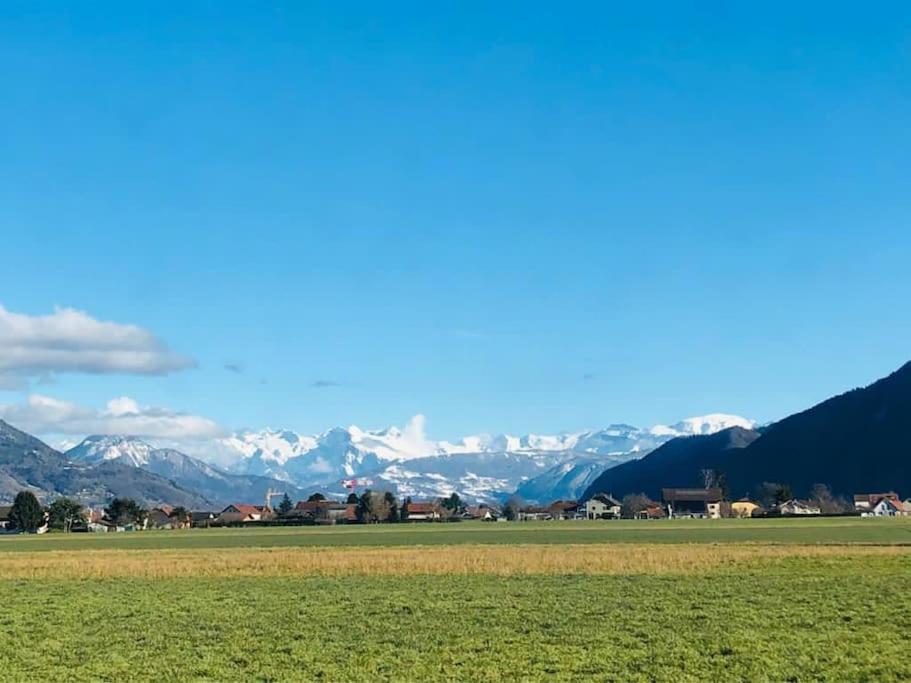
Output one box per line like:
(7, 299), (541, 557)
(778, 499), (821, 516)
(585, 494), (622, 520)
(870, 497), (904, 517)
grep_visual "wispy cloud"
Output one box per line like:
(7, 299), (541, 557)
(0, 304), (194, 386)
(0, 394), (225, 439)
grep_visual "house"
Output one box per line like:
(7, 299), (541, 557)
(662, 488), (724, 519)
(0, 505), (11, 531)
(404, 502), (441, 522)
(633, 503), (665, 520)
(464, 505), (498, 521)
(146, 508), (174, 530)
(731, 498), (760, 518)
(585, 494), (622, 520)
(870, 497), (904, 517)
(217, 504), (270, 525)
(854, 492), (902, 515)
(548, 500), (580, 520)
(778, 499), (821, 516)
(517, 506), (552, 521)
(294, 500), (351, 523)
(190, 511), (216, 528)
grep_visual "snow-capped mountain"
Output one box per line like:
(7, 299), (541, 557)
(195, 414), (754, 503)
(65, 436), (306, 506)
(649, 413), (754, 437)
(66, 435), (158, 468)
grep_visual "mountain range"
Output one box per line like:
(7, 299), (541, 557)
(0, 420), (210, 508)
(195, 413), (754, 503)
(4, 361), (909, 508)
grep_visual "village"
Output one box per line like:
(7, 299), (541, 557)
(2, 486), (909, 534)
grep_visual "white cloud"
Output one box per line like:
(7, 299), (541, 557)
(0, 304), (194, 385)
(0, 394), (225, 440)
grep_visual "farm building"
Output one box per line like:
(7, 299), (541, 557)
(585, 494), (621, 520)
(294, 499), (352, 523)
(517, 506), (552, 521)
(662, 488), (723, 519)
(404, 502), (441, 522)
(731, 498), (760, 518)
(0, 505), (11, 530)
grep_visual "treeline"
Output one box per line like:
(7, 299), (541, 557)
(2, 490), (191, 533)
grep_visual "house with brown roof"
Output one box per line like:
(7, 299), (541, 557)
(464, 505), (498, 521)
(404, 501), (441, 522)
(854, 492), (902, 516)
(634, 503), (666, 520)
(294, 499), (351, 523)
(217, 504), (270, 524)
(662, 488), (724, 519)
(548, 500), (581, 520)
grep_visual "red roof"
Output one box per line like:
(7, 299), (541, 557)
(224, 504), (263, 516)
(406, 502), (437, 514)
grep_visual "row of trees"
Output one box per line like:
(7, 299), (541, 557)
(284, 490), (467, 523)
(6, 491), (87, 533)
(703, 470), (855, 513)
(4, 491), (193, 533)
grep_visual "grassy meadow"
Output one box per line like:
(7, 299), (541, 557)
(1, 518), (910, 681)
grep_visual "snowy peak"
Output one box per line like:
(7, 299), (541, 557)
(650, 413), (755, 437)
(66, 435), (157, 467)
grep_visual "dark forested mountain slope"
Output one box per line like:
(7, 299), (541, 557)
(583, 361), (911, 500)
(582, 427), (760, 500)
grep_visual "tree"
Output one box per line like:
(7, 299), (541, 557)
(620, 493), (653, 519)
(383, 491), (399, 522)
(755, 482), (793, 509)
(400, 496), (412, 522)
(441, 492), (463, 515)
(346, 492), (359, 505)
(9, 491), (44, 533)
(278, 493), (293, 516)
(503, 496), (524, 521)
(104, 498), (147, 526)
(307, 492), (326, 502)
(48, 497), (85, 532)
(809, 483), (851, 514)
(701, 469), (729, 500)
(169, 506), (190, 528)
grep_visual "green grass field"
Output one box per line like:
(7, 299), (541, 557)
(2, 518), (910, 681)
(2, 516), (911, 552)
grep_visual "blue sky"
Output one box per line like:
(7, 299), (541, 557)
(1, 2), (909, 441)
